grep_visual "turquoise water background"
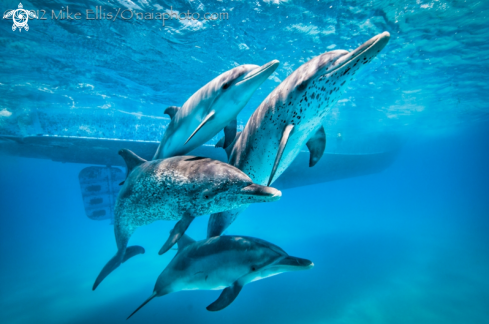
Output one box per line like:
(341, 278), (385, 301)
(1, 0), (489, 323)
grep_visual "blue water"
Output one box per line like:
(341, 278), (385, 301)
(2, 124), (488, 324)
(1, 0), (489, 323)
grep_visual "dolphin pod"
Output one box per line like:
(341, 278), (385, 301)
(153, 60), (279, 160)
(127, 234), (313, 319)
(208, 32), (391, 237)
(92, 149), (281, 290)
(91, 32), (391, 317)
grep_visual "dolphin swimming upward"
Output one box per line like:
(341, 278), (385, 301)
(127, 234), (313, 319)
(153, 60), (279, 160)
(209, 32), (391, 237)
(92, 149), (281, 290)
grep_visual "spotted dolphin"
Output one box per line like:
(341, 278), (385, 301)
(153, 60), (279, 160)
(208, 32), (391, 237)
(127, 234), (313, 319)
(92, 149), (281, 290)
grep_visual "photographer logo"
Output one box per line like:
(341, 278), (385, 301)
(3, 3), (37, 32)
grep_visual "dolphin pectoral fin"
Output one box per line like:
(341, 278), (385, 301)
(93, 249), (125, 291)
(159, 214), (196, 255)
(127, 291), (157, 320)
(122, 245), (145, 263)
(164, 106), (180, 120)
(268, 124), (294, 186)
(306, 126), (326, 167)
(207, 208), (246, 238)
(223, 119), (237, 149)
(185, 111), (215, 145)
(206, 280), (244, 311)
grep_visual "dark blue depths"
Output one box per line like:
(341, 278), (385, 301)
(1, 124), (488, 324)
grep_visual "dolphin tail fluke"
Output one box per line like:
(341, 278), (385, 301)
(93, 245), (145, 290)
(215, 132), (242, 161)
(122, 245), (145, 263)
(159, 214), (196, 255)
(306, 126), (326, 167)
(93, 251), (123, 291)
(185, 111), (215, 145)
(127, 291), (157, 320)
(206, 280), (244, 312)
(207, 208), (246, 238)
(223, 119), (237, 149)
(268, 124), (294, 186)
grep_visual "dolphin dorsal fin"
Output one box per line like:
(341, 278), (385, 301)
(215, 132), (242, 161)
(176, 234), (196, 252)
(306, 126), (326, 167)
(268, 124), (294, 186)
(118, 149), (146, 183)
(164, 106), (180, 120)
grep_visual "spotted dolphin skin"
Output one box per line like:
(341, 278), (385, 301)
(92, 149), (281, 290)
(127, 234), (313, 319)
(153, 60), (280, 160)
(209, 32), (391, 237)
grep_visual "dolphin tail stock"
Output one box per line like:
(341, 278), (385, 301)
(127, 291), (158, 320)
(207, 207), (246, 238)
(206, 279), (244, 312)
(215, 131), (242, 161)
(185, 111), (215, 145)
(118, 149), (147, 185)
(306, 126), (326, 167)
(268, 124), (294, 186)
(159, 214), (196, 255)
(92, 245), (145, 291)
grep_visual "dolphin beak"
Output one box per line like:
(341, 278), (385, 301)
(235, 60), (280, 86)
(276, 256), (314, 270)
(238, 184), (282, 203)
(327, 31), (390, 74)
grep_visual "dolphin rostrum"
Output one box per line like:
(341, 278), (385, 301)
(153, 60), (279, 160)
(209, 32), (391, 237)
(127, 234), (313, 319)
(92, 149), (281, 290)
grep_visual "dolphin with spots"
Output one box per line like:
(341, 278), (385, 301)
(208, 32), (391, 237)
(127, 234), (313, 319)
(92, 149), (281, 290)
(153, 60), (279, 160)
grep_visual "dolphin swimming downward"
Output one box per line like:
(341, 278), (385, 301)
(208, 32), (391, 237)
(153, 60), (279, 160)
(127, 234), (313, 319)
(92, 149), (281, 290)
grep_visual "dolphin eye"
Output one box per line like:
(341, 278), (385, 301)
(205, 195), (209, 199)
(222, 82), (231, 90)
(251, 266), (257, 271)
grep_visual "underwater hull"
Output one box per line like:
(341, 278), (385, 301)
(0, 135), (398, 222)
(0, 134), (398, 188)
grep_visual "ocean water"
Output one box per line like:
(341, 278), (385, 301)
(1, 0), (489, 323)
